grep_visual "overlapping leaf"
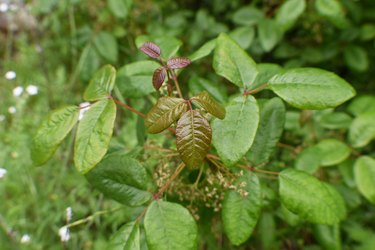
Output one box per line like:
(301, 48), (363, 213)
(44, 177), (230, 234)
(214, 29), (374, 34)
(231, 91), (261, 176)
(84, 65), (116, 101)
(108, 221), (140, 250)
(192, 91), (226, 119)
(31, 106), (79, 166)
(152, 67), (166, 90)
(140, 42), (161, 58)
(145, 97), (188, 134)
(176, 110), (212, 168)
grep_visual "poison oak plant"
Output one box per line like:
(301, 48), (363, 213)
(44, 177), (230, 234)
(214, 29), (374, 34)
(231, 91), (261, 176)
(31, 32), (373, 249)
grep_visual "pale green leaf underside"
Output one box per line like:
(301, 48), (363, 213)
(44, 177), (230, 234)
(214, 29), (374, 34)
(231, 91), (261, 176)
(84, 64), (116, 101)
(74, 99), (117, 174)
(354, 156), (375, 204)
(269, 68), (356, 109)
(279, 169), (346, 225)
(31, 106), (79, 166)
(144, 201), (198, 250)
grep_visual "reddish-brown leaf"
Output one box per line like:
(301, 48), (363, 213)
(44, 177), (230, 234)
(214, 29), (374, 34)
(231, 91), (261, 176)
(152, 67), (166, 90)
(167, 57), (191, 69)
(140, 42), (161, 58)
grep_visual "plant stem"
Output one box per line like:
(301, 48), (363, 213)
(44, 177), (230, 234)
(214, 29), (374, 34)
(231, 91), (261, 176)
(243, 83), (270, 96)
(246, 166), (280, 176)
(170, 69), (184, 98)
(111, 98), (146, 118)
(65, 207), (122, 228)
(154, 162), (185, 200)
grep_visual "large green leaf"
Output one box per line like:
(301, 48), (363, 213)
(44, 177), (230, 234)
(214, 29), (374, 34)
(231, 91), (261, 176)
(212, 95), (259, 166)
(247, 98), (285, 165)
(275, 0), (306, 31)
(315, 139), (351, 167)
(354, 156), (375, 204)
(258, 18), (282, 52)
(144, 201), (198, 250)
(222, 171), (262, 245)
(31, 106), (79, 166)
(78, 44), (101, 82)
(348, 95), (375, 116)
(213, 33), (258, 88)
(188, 76), (227, 104)
(94, 32), (118, 63)
(344, 46), (369, 72)
(319, 112), (352, 129)
(84, 65), (116, 101)
(189, 39), (216, 62)
(85, 153), (152, 206)
(192, 91), (226, 119)
(176, 110), (212, 169)
(349, 112), (375, 148)
(269, 68), (356, 109)
(295, 146), (323, 174)
(229, 26), (255, 49)
(74, 99), (117, 174)
(117, 61), (159, 98)
(108, 221), (140, 250)
(145, 97), (188, 134)
(279, 169), (346, 224)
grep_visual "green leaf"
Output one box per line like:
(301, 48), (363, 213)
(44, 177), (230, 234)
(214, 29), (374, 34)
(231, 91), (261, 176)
(213, 33), (258, 88)
(348, 95), (375, 116)
(315, 0), (349, 29)
(176, 110), (212, 169)
(83, 65), (116, 101)
(231, 6), (264, 26)
(279, 169), (346, 224)
(295, 146), (322, 174)
(212, 95), (259, 166)
(229, 26), (255, 50)
(85, 153), (152, 206)
(74, 99), (117, 174)
(354, 156), (375, 204)
(258, 18), (282, 52)
(94, 32), (118, 63)
(108, 221), (140, 250)
(189, 39), (216, 62)
(78, 44), (101, 82)
(344, 46), (369, 72)
(222, 171), (262, 245)
(252, 63), (282, 89)
(269, 68), (356, 109)
(349, 112), (375, 148)
(117, 60), (159, 98)
(315, 139), (351, 167)
(188, 76), (227, 104)
(108, 0), (132, 19)
(135, 35), (182, 59)
(313, 224), (342, 250)
(145, 97), (188, 134)
(192, 91), (226, 119)
(319, 112), (352, 129)
(144, 201), (198, 250)
(275, 0), (306, 31)
(31, 106), (79, 166)
(247, 98), (285, 165)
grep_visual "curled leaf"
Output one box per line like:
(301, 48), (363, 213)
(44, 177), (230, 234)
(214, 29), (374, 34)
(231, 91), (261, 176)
(140, 42), (161, 58)
(167, 57), (191, 69)
(192, 91), (226, 119)
(145, 97), (188, 134)
(152, 67), (166, 90)
(176, 110), (212, 168)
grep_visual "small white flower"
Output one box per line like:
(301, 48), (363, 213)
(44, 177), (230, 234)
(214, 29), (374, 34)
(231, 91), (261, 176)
(59, 226), (70, 242)
(26, 85), (38, 95)
(5, 71), (16, 80)
(8, 106), (16, 114)
(66, 207), (72, 222)
(0, 168), (7, 178)
(79, 102), (91, 120)
(13, 86), (24, 97)
(0, 115), (5, 122)
(0, 3), (8, 13)
(20, 234), (31, 244)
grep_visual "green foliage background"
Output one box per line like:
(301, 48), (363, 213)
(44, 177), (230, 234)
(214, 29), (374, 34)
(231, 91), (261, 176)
(1, 0), (375, 249)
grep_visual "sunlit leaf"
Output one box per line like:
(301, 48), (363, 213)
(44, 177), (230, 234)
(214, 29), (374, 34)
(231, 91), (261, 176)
(192, 91), (226, 119)
(108, 221), (140, 250)
(84, 65), (116, 101)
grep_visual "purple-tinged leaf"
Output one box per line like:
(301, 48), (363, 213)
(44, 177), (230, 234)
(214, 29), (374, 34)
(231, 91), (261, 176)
(167, 57), (191, 69)
(140, 42), (161, 58)
(152, 67), (166, 90)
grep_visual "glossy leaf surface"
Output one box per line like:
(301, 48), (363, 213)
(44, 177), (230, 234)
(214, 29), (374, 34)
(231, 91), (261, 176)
(176, 110), (212, 168)
(152, 67), (166, 90)
(108, 221), (140, 250)
(140, 42), (161, 58)
(192, 91), (226, 119)
(167, 57), (191, 69)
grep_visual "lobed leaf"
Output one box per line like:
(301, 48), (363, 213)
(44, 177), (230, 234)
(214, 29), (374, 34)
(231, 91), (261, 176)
(85, 152), (152, 206)
(176, 110), (212, 168)
(74, 99), (117, 174)
(269, 68), (356, 109)
(84, 65), (116, 101)
(145, 97), (188, 134)
(192, 91), (226, 119)
(167, 57), (191, 69)
(152, 67), (166, 90)
(139, 42), (161, 58)
(31, 106), (79, 166)
(144, 201), (198, 250)
(222, 171), (262, 245)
